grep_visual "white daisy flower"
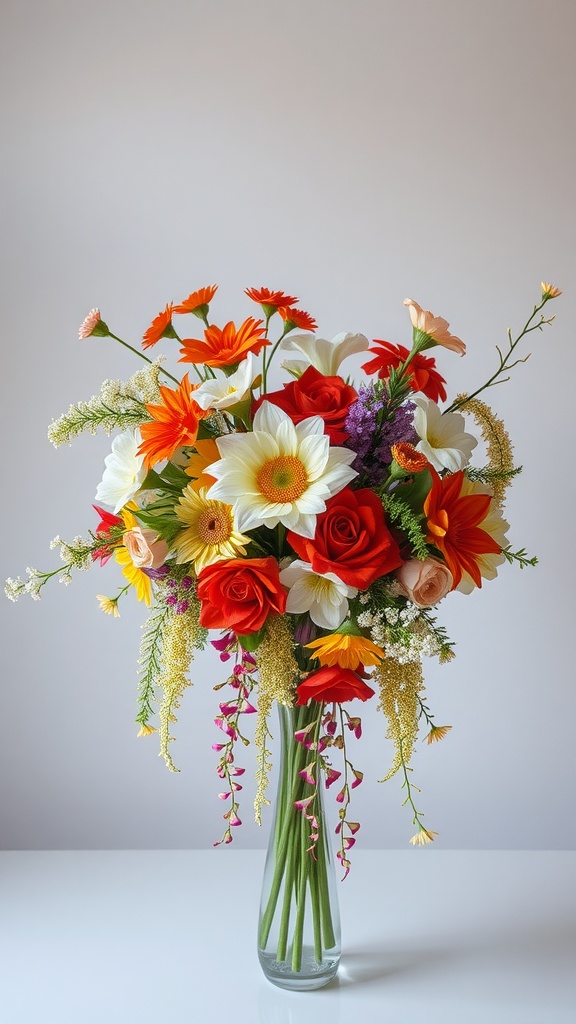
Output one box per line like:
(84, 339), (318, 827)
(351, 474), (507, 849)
(412, 395), (477, 473)
(193, 355), (256, 411)
(279, 559), (358, 630)
(206, 402), (357, 538)
(94, 428), (147, 513)
(280, 331), (369, 378)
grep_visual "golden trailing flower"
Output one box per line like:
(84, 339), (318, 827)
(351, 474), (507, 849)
(253, 615), (299, 824)
(136, 723), (157, 737)
(540, 281), (562, 299)
(375, 658), (424, 782)
(158, 597), (203, 772)
(425, 724), (452, 744)
(409, 828), (439, 846)
(456, 393), (515, 507)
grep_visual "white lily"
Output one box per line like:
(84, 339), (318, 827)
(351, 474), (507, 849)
(94, 428), (147, 513)
(279, 559), (357, 630)
(280, 331), (369, 378)
(412, 395), (477, 473)
(193, 354), (256, 411)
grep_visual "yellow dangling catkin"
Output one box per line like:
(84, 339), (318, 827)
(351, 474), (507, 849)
(375, 658), (424, 782)
(158, 598), (203, 773)
(456, 393), (515, 507)
(253, 615), (299, 824)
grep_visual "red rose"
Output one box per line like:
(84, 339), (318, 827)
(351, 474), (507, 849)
(197, 557), (287, 635)
(287, 487), (402, 590)
(296, 666), (375, 705)
(252, 365), (357, 444)
(362, 341), (447, 404)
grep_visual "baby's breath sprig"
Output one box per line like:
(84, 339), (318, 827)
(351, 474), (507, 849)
(47, 359), (164, 447)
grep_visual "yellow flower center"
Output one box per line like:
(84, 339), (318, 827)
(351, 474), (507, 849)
(196, 502), (233, 545)
(257, 455), (308, 504)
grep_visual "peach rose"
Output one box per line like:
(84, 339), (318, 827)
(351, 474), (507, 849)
(395, 558), (453, 607)
(123, 527), (168, 569)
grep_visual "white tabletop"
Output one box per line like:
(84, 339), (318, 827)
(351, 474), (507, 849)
(1, 850), (575, 1024)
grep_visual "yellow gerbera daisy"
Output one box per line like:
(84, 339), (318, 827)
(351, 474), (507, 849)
(173, 484), (250, 572)
(305, 632), (385, 670)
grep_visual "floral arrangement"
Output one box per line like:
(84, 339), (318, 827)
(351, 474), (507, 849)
(6, 282), (561, 876)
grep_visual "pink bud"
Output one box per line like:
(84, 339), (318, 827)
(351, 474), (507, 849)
(229, 812), (242, 827)
(351, 770), (364, 789)
(335, 787), (346, 804)
(343, 837), (356, 850)
(325, 768), (342, 789)
(212, 743), (225, 751)
(298, 766), (316, 786)
(218, 792), (231, 801)
(347, 821), (361, 834)
(294, 795), (314, 812)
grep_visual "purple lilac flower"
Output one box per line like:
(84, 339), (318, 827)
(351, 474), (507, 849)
(374, 400), (417, 466)
(345, 384), (417, 486)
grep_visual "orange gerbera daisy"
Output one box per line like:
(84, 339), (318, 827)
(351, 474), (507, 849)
(391, 442), (429, 473)
(424, 468), (502, 589)
(245, 286), (299, 308)
(173, 285), (218, 315)
(179, 317), (268, 368)
(185, 437), (220, 491)
(137, 374), (206, 469)
(142, 303), (177, 349)
(278, 306), (318, 332)
(305, 632), (385, 670)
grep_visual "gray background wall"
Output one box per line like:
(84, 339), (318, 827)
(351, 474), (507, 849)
(1, 0), (575, 851)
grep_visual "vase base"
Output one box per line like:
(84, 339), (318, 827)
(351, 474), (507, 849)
(258, 948), (340, 991)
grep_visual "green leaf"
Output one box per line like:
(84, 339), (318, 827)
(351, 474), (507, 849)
(237, 627), (266, 652)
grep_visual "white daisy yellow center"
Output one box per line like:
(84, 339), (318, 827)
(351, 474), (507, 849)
(257, 455), (308, 504)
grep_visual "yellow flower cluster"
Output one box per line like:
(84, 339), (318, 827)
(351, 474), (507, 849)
(158, 599), (203, 772)
(456, 394), (515, 507)
(375, 658), (424, 782)
(253, 615), (299, 824)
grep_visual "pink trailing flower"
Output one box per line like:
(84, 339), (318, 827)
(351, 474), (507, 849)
(346, 716), (362, 739)
(294, 795), (315, 813)
(298, 764), (316, 786)
(325, 768), (342, 788)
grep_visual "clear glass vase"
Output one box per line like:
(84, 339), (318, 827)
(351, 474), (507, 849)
(257, 703), (341, 990)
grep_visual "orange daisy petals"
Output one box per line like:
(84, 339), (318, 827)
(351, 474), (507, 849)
(245, 287), (298, 308)
(179, 316), (268, 368)
(424, 469), (502, 589)
(173, 285), (218, 315)
(185, 437), (221, 491)
(138, 374), (206, 469)
(277, 306), (317, 332)
(142, 303), (175, 350)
